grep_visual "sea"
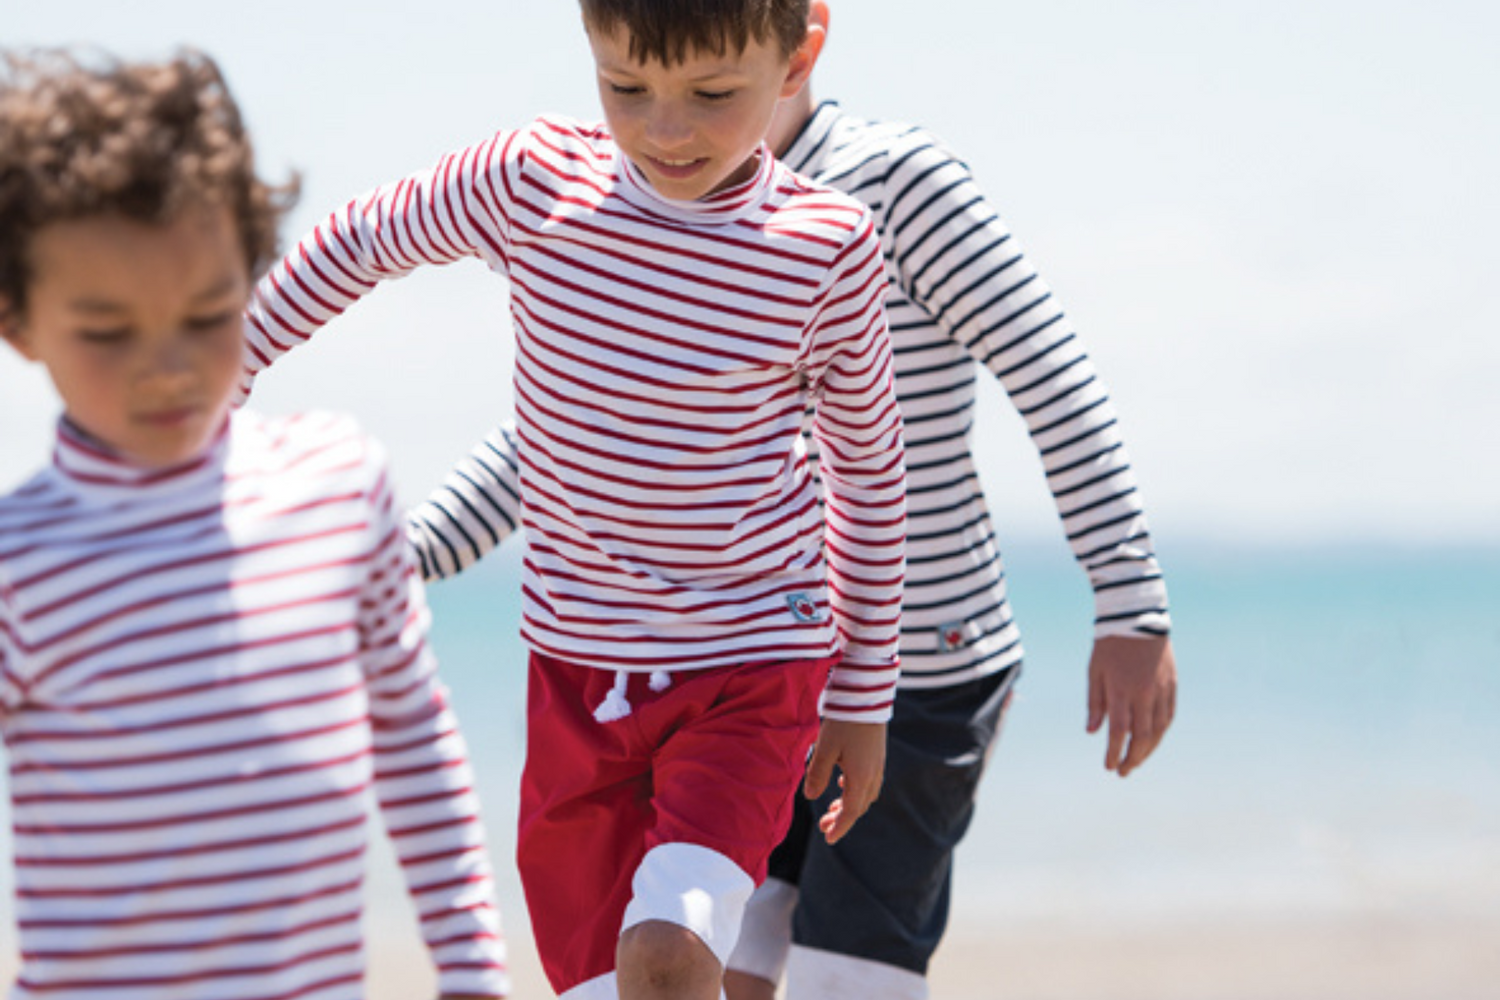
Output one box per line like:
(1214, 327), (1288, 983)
(3, 540), (1497, 962)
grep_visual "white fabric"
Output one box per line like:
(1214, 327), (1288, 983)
(594, 669), (634, 722)
(724, 876), (799, 983)
(560, 970), (617, 1000)
(620, 842), (755, 968)
(560, 970), (727, 1000)
(785, 944), (929, 1000)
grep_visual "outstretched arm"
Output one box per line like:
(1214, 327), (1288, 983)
(238, 130), (520, 403)
(882, 132), (1171, 643)
(407, 422), (523, 582)
(881, 130), (1177, 768)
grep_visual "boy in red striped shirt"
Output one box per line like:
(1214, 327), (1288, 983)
(236, 2), (908, 998)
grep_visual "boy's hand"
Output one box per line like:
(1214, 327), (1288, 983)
(804, 719), (887, 844)
(1086, 634), (1177, 777)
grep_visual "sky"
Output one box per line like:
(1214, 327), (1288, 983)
(2, 0), (1497, 549)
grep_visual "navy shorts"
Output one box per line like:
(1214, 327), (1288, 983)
(767, 666), (1017, 974)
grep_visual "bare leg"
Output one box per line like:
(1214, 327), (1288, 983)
(618, 920), (723, 1000)
(723, 969), (778, 1000)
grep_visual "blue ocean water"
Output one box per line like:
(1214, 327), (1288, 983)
(2, 542), (1497, 959)
(408, 540), (1500, 928)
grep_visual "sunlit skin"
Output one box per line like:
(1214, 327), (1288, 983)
(587, 20), (823, 202)
(1, 207), (249, 470)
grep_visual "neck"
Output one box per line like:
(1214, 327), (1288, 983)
(767, 86), (817, 158)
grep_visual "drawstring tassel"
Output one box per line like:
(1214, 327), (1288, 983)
(649, 670), (673, 692)
(594, 670), (633, 723)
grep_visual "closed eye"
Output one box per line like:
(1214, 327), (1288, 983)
(185, 311), (238, 333)
(79, 327), (131, 344)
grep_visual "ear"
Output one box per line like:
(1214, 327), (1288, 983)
(0, 297), (36, 361)
(780, 15), (827, 99)
(809, 0), (831, 36)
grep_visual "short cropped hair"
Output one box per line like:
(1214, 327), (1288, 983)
(579, 0), (810, 65)
(0, 49), (296, 322)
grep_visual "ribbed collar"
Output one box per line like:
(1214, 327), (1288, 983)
(50, 414), (232, 503)
(778, 100), (844, 175)
(615, 143), (778, 225)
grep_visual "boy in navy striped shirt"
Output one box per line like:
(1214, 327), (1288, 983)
(405, 3), (1180, 998)
(726, 4), (1178, 998)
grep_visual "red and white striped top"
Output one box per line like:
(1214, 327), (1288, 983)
(0, 411), (508, 1000)
(242, 116), (907, 720)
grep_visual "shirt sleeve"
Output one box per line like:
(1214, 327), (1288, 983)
(406, 422), (524, 582)
(238, 127), (524, 404)
(803, 212), (907, 721)
(0, 582), (22, 717)
(358, 448), (510, 997)
(881, 133), (1171, 637)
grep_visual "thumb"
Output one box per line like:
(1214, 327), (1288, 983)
(1086, 658), (1106, 734)
(803, 737), (836, 799)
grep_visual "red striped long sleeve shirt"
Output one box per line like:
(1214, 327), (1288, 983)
(0, 411), (508, 1000)
(241, 116), (907, 720)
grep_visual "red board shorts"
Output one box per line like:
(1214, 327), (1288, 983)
(517, 652), (834, 996)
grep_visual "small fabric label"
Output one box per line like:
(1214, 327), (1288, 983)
(936, 620), (969, 653)
(786, 592), (822, 623)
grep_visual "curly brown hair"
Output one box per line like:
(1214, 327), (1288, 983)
(579, 0), (809, 66)
(0, 48), (297, 324)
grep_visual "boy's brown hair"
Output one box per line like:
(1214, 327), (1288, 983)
(0, 48), (296, 325)
(579, 0), (809, 65)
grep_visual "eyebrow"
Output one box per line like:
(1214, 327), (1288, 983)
(66, 277), (244, 313)
(595, 50), (749, 81)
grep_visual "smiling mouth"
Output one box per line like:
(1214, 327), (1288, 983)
(648, 155), (706, 176)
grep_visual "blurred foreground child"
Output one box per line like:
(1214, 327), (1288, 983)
(0, 50), (508, 1000)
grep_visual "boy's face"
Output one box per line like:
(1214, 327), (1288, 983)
(2, 206), (249, 468)
(588, 23), (817, 202)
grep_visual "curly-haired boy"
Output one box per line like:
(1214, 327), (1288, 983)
(0, 50), (508, 1000)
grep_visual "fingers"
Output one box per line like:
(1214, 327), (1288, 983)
(1113, 682), (1175, 777)
(1091, 635), (1178, 777)
(817, 793), (850, 843)
(1155, 679), (1176, 738)
(1105, 704), (1129, 773)
(818, 764), (880, 844)
(1086, 659), (1107, 734)
(807, 719), (886, 842)
(1116, 710), (1158, 777)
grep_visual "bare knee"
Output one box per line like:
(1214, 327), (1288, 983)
(618, 919), (721, 1000)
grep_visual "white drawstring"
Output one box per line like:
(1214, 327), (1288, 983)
(593, 670), (675, 723)
(594, 670), (633, 723)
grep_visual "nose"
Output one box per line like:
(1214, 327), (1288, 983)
(644, 102), (693, 151)
(139, 334), (197, 394)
